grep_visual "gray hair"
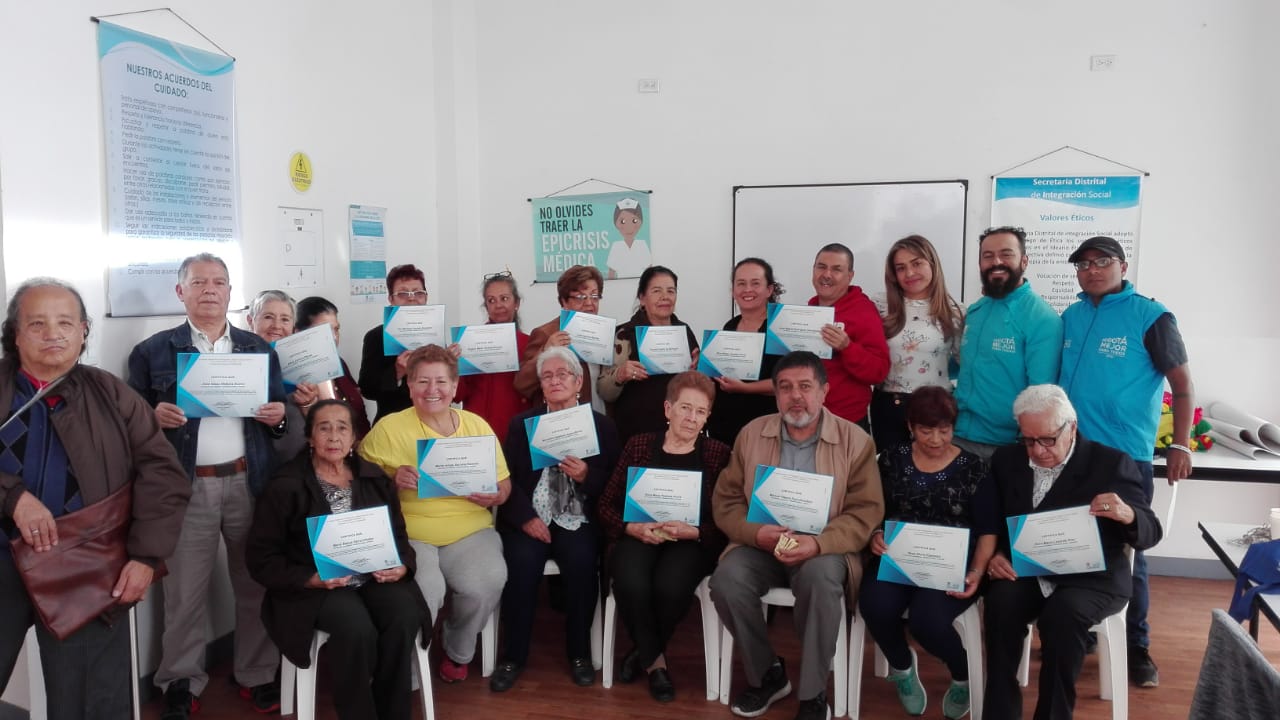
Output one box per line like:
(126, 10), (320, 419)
(1012, 384), (1078, 427)
(248, 289), (296, 322)
(2, 278), (90, 357)
(177, 253), (230, 285)
(535, 346), (582, 378)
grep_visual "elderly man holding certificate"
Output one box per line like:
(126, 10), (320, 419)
(710, 351), (883, 720)
(982, 385), (1161, 720)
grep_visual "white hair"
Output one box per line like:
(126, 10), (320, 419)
(248, 289), (296, 322)
(535, 346), (582, 378)
(1012, 384), (1077, 427)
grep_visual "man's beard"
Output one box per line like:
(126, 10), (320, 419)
(981, 264), (1025, 299)
(783, 409), (818, 429)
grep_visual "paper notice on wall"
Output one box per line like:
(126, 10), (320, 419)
(990, 176), (1142, 313)
(349, 205), (388, 303)
(98, 21), (241, 316)
(279, 207), (322, 289)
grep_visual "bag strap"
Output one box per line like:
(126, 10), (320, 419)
(0, 372), (68, 435)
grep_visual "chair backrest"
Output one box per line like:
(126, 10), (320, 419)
(1188, 609), (1280, 720)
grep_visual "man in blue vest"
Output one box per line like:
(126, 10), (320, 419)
(1059, 235), (1194, 689)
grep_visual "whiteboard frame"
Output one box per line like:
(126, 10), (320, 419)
(731, 180), (969, 317)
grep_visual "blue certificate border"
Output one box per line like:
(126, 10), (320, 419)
(746, 465), (783, 525)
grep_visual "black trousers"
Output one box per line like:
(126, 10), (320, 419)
(982, 578), (1126, 720)
(609, 535), (712, 668)
(314, 580), (425, 720)
(500, 523), (598, 666)
(0, 553), (132, 720)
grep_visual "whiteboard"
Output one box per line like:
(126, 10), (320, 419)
(732, 181), (968, 313)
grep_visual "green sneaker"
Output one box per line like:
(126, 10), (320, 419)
(942, 680), (970, 719)
(887, 648), (927, 716)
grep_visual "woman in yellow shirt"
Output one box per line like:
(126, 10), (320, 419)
(360, 344), (511, 684)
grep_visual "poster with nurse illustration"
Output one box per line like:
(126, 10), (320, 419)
(531, 191), (652, 282)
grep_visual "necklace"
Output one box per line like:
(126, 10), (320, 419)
(418, 409), (459, 438)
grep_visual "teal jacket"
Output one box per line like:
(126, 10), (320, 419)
(955, 282), (1062, 445)
(1060, 281), (1171, 462)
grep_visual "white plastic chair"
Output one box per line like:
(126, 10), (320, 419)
(719, 587), (850, 717)
(601, 575), (719, 699)
(281, 629), (434, 720)
(22, 606), (141, 720)
(860, 602), (984, 720)
(1016, 547), (1135, 720)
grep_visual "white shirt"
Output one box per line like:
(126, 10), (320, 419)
(189, 319), (248, 466)
(606, 238), (651, 278)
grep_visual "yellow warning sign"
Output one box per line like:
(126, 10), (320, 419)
(289, 152), (312, 192)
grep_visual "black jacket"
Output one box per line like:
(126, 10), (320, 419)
(989, 434), (1162, 598)
(246, 452), (429, 667)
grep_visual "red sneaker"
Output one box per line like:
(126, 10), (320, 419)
(439, 656), (469, 683)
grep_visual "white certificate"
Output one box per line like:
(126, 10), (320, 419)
(560, 310), (616, 366)
(524, 404), (601, 470)
(1007, 505), (1107, 577)
(450, 323), (519, 376)
(624, 467), (703, 525)
(382, 305), (447, 355)
(635, 326), (692, 375)
(416, 435), (499, 498)
(272, 324), (343, 388)
(746, 465), (834, 534)
(176, 353), (269, 418)
(698, 330), (765, 380)
(306, 505), (403, 581)
(877, 521), (971, 592)
(765, 303), (836, 359)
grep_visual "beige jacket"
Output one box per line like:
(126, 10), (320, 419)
(712, 408), (883, 603)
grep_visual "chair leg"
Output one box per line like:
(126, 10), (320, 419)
(955, 604), (984, 720)
(719, 622), (734, 705)
(591, 594), (604, 671)
(280, 656), (297, 717)
(833, 611), (849, 718)
(873, 643), (888, 678)
(481, 609), (497, 677)
(24, 625), (46, 720)
(295, 632), (329, 720)
(413, 633), (436, 720)
(602, 592), (617, 689)
(1017, 624), (1032, 687)
(696, 578), (720, 701)
(128, 607), (141, 720)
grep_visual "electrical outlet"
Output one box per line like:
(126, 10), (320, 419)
(1090, 55), (1116, 72)
(637, 78), (660, 93)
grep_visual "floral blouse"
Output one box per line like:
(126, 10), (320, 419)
(873, 295), (962, 393)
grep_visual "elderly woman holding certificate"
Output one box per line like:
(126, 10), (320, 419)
(489, 346), (621, 692)
(359, 345), (511, 685)
(597, 371), (731, 702)
(860, 386), (997, 719)
(248, 400), (428, 720)
(598, 266), (700, 444)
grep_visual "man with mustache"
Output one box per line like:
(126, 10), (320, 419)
(128, 253), (288, 719)
(953, 227), (1062, 460)
(807, 243), (890, 431)
(710, 351), (883, 720)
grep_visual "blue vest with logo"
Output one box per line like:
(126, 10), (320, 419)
(1060, 281), (1169, 461)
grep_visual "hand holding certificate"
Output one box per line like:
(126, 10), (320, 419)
(272, 324), (344, 388)
(450, 323), (519, 375)
(176, 353), (269, 418)
(524, 404), (601, 470)
(383, 305), (447, 355)
(559, 310), (616, 366)
(417, 436), (500, 498)
(765, 304), (836, 359)
(1007, 505), (1106, 577)
(635, 326), (692, 375)
(698, 330), (765, 380)
(624, 467), (702, 525)
(746, 465), (834, 535)
(876, 521), (971, 592)
(306, 505), (403, 581)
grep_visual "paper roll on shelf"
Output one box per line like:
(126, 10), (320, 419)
(1206, 402), (1280, 453)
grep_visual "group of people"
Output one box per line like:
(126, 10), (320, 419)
(0, 223), (1191, 720)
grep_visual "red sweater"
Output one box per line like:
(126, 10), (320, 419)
(807, 286), (889, 423)
(453, 330), (531, 444)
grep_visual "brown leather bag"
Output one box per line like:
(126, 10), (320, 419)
(10, 483), (133, 640)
